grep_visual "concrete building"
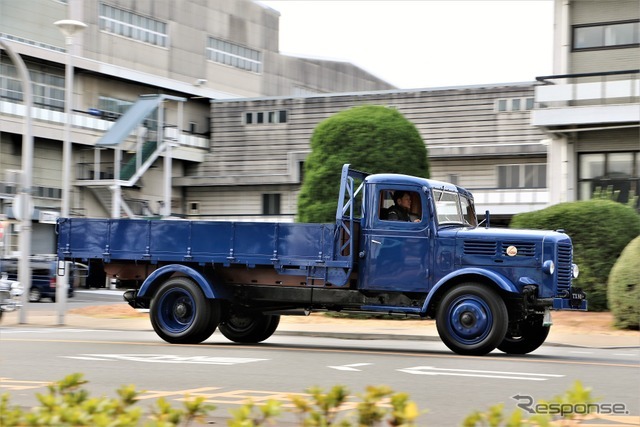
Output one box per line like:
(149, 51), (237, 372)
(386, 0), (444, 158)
(1, 0), (637, 259)
(185, 83), (548, 224)
(532, 0), (639, 207)
(0, 0), (394, 256)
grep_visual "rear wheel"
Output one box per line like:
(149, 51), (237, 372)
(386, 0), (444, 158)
(436, 284), (508, 356)
(150, 277), (220, 344)
(498, 316), (550, 354)
(219, 311), (280, 343)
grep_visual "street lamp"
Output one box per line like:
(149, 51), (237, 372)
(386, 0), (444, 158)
(0, 37), (34, 324)
(54, 19), (86, 218)
(54, 19), (85, 325)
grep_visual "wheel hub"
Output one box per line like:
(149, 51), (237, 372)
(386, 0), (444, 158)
(449, 297), (491, 342)
(460, 311), (476, 328)
(174, 302), (188, 318)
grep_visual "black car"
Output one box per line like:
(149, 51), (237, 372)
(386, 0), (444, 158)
(0, 257), (76, 302)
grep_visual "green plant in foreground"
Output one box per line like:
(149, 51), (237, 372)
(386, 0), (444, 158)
(0, 373), (214, 427)
(227, 399), (282, 426)
(463, 381), (598, 426)
(0, 374), (603, 426)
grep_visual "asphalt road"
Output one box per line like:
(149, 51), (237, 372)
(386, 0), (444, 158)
(1, 290), (639, 426)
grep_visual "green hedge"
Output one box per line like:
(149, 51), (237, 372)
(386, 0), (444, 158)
(607, 235), (640, 330)
(510, 199), (640, 311)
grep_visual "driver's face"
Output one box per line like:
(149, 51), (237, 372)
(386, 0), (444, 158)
(399, 194), (411, 209)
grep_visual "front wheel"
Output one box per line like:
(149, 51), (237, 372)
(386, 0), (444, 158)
(219, 311), (280, 343)
(497, 317), (550, 354)
(436, 284), (508, 356)
(150, 277), (220, 344)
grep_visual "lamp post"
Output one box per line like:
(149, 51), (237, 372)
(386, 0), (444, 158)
(54, 19), (86, 218)
(0, 37), (34, 324)
(54, 19), (85, 325)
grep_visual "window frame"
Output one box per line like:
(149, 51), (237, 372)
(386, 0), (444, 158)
(497, 163), (547, 189)
(572, 20), (640, 51)
(262, 193), (281, 215)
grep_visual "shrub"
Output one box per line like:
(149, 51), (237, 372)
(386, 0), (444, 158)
(607, 235), (640, 330)
(510, 199), (640, 311)
(0, 374), (601, 426)
(297, 105), (429, 223)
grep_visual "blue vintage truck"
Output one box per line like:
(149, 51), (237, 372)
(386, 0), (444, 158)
(56, 164), (586, 355)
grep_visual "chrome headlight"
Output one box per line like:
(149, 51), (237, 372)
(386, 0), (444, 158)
(572, 263), (579, 279)
(542, 260), (555, 275)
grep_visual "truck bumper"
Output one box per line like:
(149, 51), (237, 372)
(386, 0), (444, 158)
(552, 287), (587, 310)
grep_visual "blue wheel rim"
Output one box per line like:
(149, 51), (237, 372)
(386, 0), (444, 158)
(445, 295), (493, 345)
(157, 288), (195, 334)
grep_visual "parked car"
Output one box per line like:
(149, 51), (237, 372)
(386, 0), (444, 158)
(0, 257), (77, 302)
(0, 272), (23, 320)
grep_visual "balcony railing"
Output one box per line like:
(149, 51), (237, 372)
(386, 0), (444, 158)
(535, 69), (639, 107)
(0, 99), (210, 150)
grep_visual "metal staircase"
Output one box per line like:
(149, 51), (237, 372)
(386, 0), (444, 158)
(75, 94), (186, 218)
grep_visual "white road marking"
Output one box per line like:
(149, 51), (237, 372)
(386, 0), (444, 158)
(62, 354), (268, 365)
(0, 328), (104, 334)
(328, 363), (373, 371)
(397, 366), (564, 381)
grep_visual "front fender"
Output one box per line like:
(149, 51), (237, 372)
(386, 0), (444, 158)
(137, 264), (216, 299)
(422, 268), (519, 314)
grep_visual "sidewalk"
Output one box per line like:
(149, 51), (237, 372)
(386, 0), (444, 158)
(2, 305), (638, 349)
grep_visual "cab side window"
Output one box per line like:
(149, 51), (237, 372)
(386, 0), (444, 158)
(378, 189), (422, 222)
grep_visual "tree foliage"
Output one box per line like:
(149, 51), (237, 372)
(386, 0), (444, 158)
(510, 199), (640, 311)
(297, 105), (429, 223)
(607, 235), (640, 330)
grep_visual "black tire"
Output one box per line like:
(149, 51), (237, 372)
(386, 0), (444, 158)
(150, 277), (220, 344)
(497, 317), (550, 355)
(436, 283), (508, 356)
(219, 311), (280, 343)
(29, 288), (41, 303)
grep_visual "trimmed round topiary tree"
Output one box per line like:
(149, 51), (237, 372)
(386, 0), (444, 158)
(510, 199), (640, 311)
(297, 105), (429, 223)
(607, 235), (640, 330)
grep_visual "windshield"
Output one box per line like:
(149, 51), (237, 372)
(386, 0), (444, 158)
(432, 188), (477, 227)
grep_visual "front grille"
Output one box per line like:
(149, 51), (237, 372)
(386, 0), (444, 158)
(501, 242), (535, 257)
(557, 242), (572, 290)
(464, 240), (497, 256)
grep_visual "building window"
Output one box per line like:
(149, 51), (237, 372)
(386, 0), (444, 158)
(495, 97), (535, 113)
(573, 20), (639, 50)
(0, 60), (65, 110)
(189, 202), (199, 215)
(206, 37), (262, 73)
(497, 164), (546, 189)
(244, 110), (288, 125)
(578, 152), (639, 208)
(99, 3), (168, 47)
(262, 194), (281, 215)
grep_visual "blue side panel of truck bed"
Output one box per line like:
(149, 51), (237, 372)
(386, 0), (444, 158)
(57, 218), (349, 269)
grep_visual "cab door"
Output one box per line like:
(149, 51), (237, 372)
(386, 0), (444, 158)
(360, 186), (431, 292)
